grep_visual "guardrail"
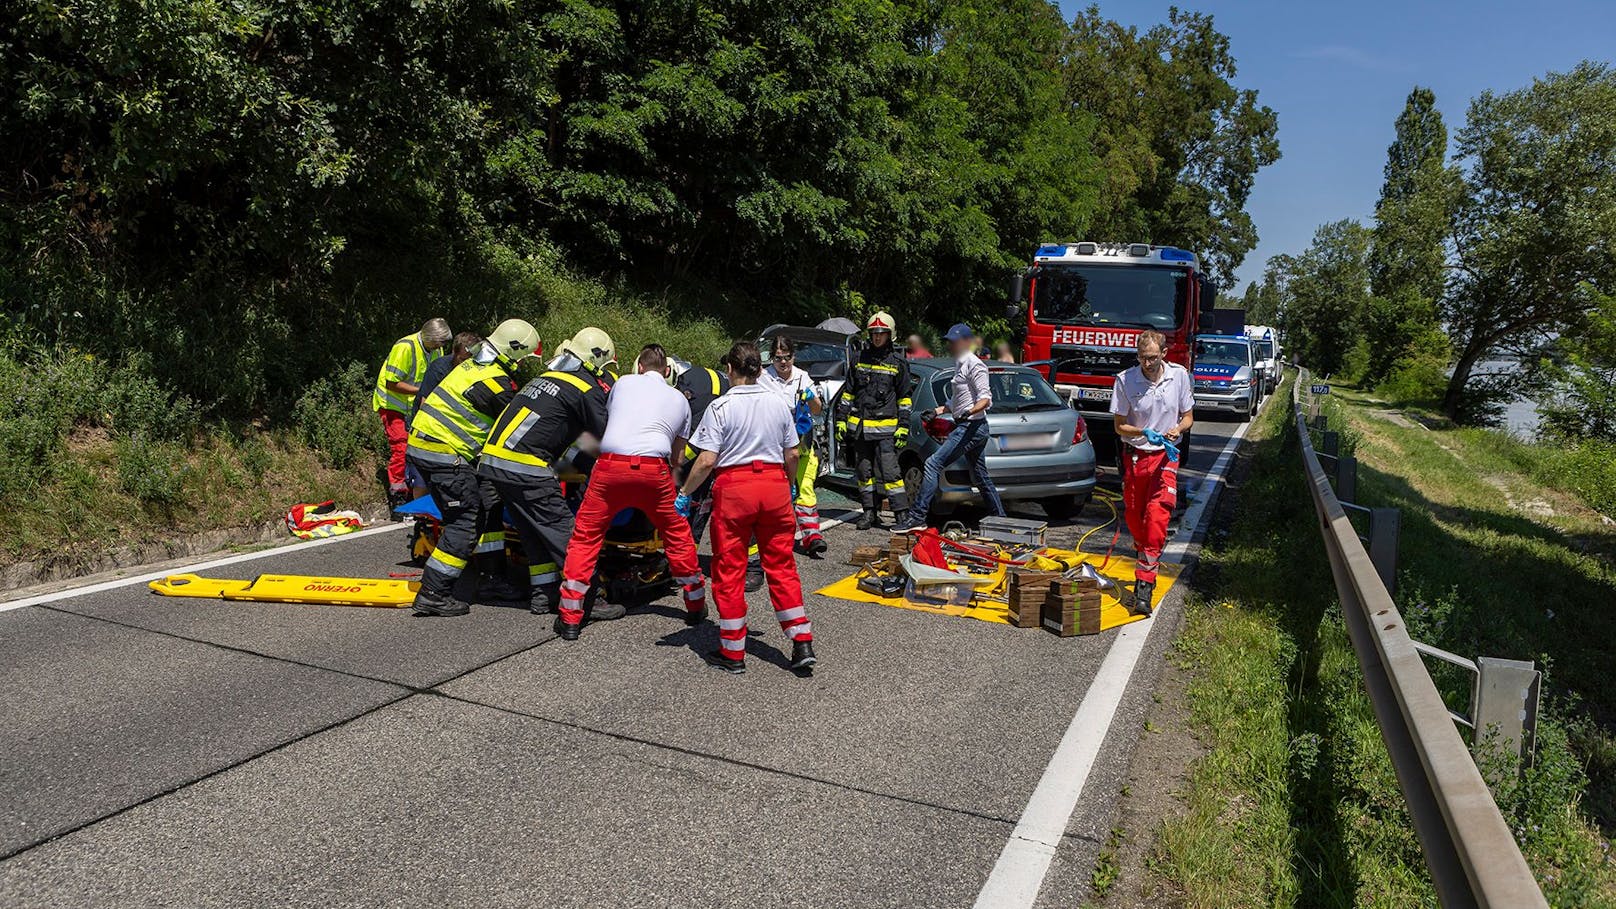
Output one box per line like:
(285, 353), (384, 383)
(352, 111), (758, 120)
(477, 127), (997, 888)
(1291, 370), (1547, 908)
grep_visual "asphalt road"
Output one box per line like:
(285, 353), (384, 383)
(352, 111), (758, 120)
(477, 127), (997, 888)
(0, 411), (1252, 908)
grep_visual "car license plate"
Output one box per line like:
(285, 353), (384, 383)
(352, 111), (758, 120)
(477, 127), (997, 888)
(999, 432), (1053, 452)
(1076, 387), (1112, 402)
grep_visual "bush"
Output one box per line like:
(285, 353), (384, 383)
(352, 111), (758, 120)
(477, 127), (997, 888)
(0, 343), (99, 499)
(96, 354), (201, 440)
(1376, 327), (1451, 406)
(294, 361), (381, 471)
(1525, 440), (1616, 518)
(116, 436), (191, 504)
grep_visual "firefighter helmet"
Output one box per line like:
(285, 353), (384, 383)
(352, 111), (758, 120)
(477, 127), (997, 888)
(866, 311), (896, 334)
(563, 327), (616, 374)
(487, 319), (541, 363)
(666, 354), (692, 385)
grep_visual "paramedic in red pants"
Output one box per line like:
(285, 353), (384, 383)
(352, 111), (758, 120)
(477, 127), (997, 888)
(677, 342), (817, 675)
(554, 345), (707, 639)
(1109, 329), (1193, 617)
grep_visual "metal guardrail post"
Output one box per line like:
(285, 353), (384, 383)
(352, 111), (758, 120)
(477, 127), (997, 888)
(1336, 455), (1358, 504)
(1474, 658), (1541, 776)
(1288, 369), (1546, 908)
(1368, 507), (1400, 595)
(1321, 430), (1340, 457)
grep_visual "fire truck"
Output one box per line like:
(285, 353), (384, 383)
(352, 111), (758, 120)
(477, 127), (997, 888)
(1007, 241), (1218, 431)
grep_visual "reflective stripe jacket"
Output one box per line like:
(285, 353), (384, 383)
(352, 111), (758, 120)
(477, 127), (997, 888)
(677, 366), (730, 442)
(373, 332), (442, 415)
(840, 343), (912, 439)
(407, 360), (517, 463)
(478, 368), (611, 481)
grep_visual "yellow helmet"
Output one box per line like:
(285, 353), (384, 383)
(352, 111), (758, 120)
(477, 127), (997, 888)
(488, 319), (541, 364)
(564, 327), (616, 374)
(866, 311), (896, 334)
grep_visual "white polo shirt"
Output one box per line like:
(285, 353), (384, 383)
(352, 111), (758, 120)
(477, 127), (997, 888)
(600, 371), (691, 458)
(1110, 362), (1193, 451)
(689, 383), (799, 468)
(759, 363), (814, 406)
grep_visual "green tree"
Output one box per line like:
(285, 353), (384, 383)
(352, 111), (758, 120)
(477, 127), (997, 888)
(1536, 291), (1616, 442)
(1442, 62), (1616, 421)
(1279, 220), (1372, 377)
(1064, 6), (1280, 285)
(1364, 87), (1460, 384)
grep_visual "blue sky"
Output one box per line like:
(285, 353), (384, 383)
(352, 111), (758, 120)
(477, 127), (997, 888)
(1057, 0), (1616, 291)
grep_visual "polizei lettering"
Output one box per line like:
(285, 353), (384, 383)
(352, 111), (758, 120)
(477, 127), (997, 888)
(304, 583), (365, 593)
(1051, 327), (1141, 348)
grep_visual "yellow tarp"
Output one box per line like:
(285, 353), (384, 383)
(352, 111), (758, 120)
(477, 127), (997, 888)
(149, 573), (418, 608)
(815, 552), (1178, 632)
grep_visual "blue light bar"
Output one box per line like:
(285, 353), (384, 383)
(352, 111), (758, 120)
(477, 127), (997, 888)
(1035, 244), (1067, 257)
(1159, 247), (1195, 262)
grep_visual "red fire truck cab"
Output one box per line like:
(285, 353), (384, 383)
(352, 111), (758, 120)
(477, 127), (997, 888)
(1008, 241), (1218, 425)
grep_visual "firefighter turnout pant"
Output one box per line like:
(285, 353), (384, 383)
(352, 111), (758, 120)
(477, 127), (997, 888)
(853, 436), (908, 515)
(709, 462), (813, 664)
(1121, 447), (1179, 584)
(793, 442), (824, 551)
(490, 475), (572, 610)
(409, 456), (525, 609)
(559, 454), (706, 626)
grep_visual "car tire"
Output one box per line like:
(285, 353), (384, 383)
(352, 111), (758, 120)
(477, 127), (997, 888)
(1042, 492), (1090, 522)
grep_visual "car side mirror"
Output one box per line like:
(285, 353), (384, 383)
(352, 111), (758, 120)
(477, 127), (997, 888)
(1198, 276), (1218, 315)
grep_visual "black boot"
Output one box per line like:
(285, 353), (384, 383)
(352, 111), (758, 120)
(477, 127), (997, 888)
(703, 650), (746, 674)
(745, 563), (764, 593)
(790, 639), (817, 671)
(553, 614), (581, 641)
(685, 604), (709, 627)
(413, 589), (469, 617)
(1130, 580), (1156, 617)
(529, 586), (558, 615)
(855, 510), (874, 531)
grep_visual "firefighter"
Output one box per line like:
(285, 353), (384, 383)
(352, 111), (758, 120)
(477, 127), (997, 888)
(374, 318), (451, 507)
(837, 311), (913, 530)
(760, 334), (827, 556)
(479, 327), (618, 620)
(1109, 328), (1193, 617)
(406, 320), (538, 617)
(554, 345), (706, 639)
(677, 341), (816, 675)
(550, 327), (620, 383)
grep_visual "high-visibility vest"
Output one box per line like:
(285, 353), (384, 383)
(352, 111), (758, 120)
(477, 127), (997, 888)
(408, 360), (512, 462)
(372, 332), (441, 415)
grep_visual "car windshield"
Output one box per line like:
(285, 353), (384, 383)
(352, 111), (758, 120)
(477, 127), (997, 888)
(1256, 339), (1275, 358)
(1196, 339), (1250, 367)
(931, 369), (1067, 413)
(1031, 265), (1188, 330)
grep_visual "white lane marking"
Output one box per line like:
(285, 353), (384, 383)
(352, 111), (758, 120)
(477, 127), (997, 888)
(0, 522), (410, 614)
(973, 406), (1260, 908)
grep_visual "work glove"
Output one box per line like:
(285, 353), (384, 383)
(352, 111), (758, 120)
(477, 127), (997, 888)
(894, 425), (910, 446)
(675, 492), (693, 518)
(919, 408), (937, 423)
(836, 420), (849, 442)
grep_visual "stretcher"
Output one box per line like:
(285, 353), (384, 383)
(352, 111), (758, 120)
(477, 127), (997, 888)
(149, 573), (419, 607)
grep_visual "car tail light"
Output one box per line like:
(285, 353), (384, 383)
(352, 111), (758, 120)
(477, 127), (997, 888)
(924, 414), (956, 441)
(1071, 414), (1088, 445)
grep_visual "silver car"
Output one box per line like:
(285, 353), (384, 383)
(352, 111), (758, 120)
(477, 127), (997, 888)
(827, 359), (1097, 519)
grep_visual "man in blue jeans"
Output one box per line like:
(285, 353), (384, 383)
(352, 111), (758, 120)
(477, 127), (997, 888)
(896, 323), (1005, 531)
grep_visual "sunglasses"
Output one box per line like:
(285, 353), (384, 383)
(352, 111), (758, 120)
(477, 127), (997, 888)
(773, 353), (794, 362)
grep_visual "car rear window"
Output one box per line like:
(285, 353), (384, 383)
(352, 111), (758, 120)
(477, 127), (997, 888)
(930, 369), (1066, 414)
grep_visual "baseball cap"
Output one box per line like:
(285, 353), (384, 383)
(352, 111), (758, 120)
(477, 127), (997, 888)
(943, 323), (974, 342)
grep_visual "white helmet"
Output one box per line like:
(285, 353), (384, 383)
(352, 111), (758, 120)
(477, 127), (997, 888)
(487, 319), (541, 364)
(666, 354), (692, 386)
(866, 311), (896, 335)
(564, 327), (616, 374)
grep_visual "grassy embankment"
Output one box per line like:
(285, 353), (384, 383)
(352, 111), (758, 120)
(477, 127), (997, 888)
(1108, 374), (1615, 907)
(0, 272), (734, 578)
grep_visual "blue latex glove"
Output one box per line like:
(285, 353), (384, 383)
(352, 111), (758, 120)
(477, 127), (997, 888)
(1141, 428), (1180, 463)
(801, 386), (816, 402)
(790, 483), (800, 503)
(675, 493), (693, 517)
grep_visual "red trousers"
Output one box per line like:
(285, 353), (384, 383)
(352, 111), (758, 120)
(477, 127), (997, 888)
(379, 409), (409, 492)
(559, 454), (705, 625)
(1122, 447), (1178, 583)
(710, 462), (812, 662)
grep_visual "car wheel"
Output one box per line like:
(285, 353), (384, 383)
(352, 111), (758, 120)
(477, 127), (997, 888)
(1042, 492), (1090, 522)
(903, 458), (923, 502)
